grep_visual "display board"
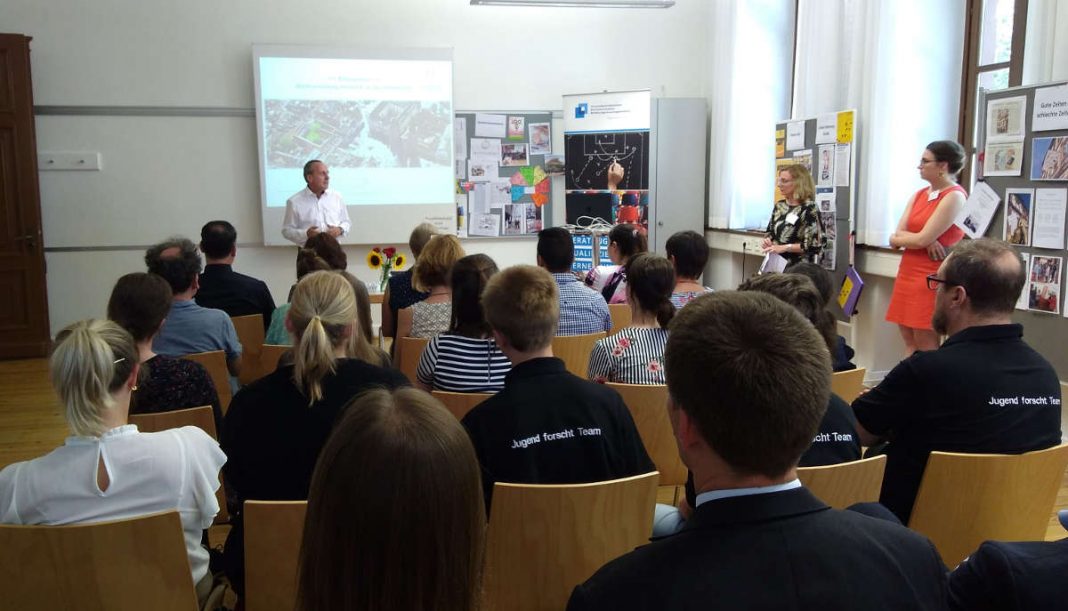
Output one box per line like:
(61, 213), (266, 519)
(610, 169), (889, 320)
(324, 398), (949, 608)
(774, 110), (858, 320)
(978, 81), (1068, 378)
(454, 110), (554, 238)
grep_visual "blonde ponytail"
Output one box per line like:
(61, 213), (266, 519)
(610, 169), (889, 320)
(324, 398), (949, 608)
(289, 272), (357, 405)
(50, 319), (137, 437)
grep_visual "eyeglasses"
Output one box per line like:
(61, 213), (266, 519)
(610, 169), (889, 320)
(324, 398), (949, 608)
(926, 274), (959, 291)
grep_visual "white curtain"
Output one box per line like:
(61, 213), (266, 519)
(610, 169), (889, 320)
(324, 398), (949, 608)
(1023, 0), (1068, 85)
(706, 0), (795, 230)
(793, 0), (965, 246)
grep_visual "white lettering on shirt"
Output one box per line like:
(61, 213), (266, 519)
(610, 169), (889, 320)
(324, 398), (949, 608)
(812, 432), (853, 443)
(989, 395), (1055, 407)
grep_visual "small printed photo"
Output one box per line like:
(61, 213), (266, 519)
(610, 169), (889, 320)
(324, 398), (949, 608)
(1031, 136), (1068, 181)
(1030, 255), (1061, 285)
(501, 143), (529, 167)
(1003, 189), (1034, 246)
(544, 154), (565, 175)
(962, 215), (979, 234)
(1028, 255), (1063, 314)
(529, 122), (551, 155)
(507, 116), (525, 140)
(985, 142), (1023, 176)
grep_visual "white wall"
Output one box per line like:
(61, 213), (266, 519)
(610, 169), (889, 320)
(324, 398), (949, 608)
(0, 0), (711, 334)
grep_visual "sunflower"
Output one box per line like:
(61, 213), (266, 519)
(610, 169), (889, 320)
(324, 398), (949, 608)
(366, 250), (383, 269)
(393, 253), (406, 270)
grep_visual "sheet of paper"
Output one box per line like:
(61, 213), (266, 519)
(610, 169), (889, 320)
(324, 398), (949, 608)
(1016, 253), (1030, 311)
(815, 114), (837, 144)
(468, 184), (491, 215)
(1033, 188), (1067, 249)
(759, 252), (788, 274)
(775, 129), (785, 157)
(467, 159), (498, 182)
(786, 121), (805, 151)
(953, 181), (1001, 239)
(816, 190), (836, 214)
(1033, 84), (1068, 132)
(455, 193), (468, 238)
(488, 179), (512, 206)
(1003, 188), (1034, 246)
(1027, 255), (1062, 314)
(470, 212), (501, 237)
(985, 95), (1027, 143)
(474, 113), (507, 138)
(470, 138), (502, 159)
(984, 142), (1024, 177)
(836, 110), (854, 143)
(816, 144), (835, 188)
(454, 118), (467, 159)
(792, 149), (812, 173)
(454, 158), (466, 180)
(834, 144), (851, 187)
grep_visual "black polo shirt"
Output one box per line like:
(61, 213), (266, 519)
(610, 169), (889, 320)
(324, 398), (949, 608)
(196, 263), (276, 330)
(461, 357), (655, 512)
(853, 324), (1062, 523)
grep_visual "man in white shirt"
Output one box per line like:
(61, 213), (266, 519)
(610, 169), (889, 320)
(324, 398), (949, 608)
(281, 159), (352, 246)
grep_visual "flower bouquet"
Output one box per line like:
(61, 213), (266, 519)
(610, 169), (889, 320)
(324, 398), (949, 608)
(366, 247), (407, 292)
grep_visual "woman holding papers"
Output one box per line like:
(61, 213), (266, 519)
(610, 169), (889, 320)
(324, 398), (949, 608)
(885, 140), (967, 354)
(762, 165), (824, 266)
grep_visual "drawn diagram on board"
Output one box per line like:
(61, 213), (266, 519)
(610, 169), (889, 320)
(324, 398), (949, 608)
(564, 131), (649, 191)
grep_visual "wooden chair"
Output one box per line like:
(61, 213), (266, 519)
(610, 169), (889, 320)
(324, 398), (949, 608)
(605, 383), (686, 488)
(231, 314), (266, 385)
(551, 332), (606, 378)
(797, 455), (886, 509)
(181, 351), (232, 413)
(483, 472), (659, 611)
(0, 510), (215, 611)
(395, 336), (430, 382)
(260, 344), (289, 376)
(128, 406), (229, 525)
(430, 390), (493, 421)
(831, 367), (867, 403)
(607, 303), (631, 335)
(908, 444), (1068, 567)
(244, 500), (308, 611)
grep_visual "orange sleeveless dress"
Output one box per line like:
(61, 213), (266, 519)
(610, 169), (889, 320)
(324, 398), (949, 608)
(885, 185), (967, 330)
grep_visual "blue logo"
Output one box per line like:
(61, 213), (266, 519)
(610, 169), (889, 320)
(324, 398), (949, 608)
(575, 103), (588, 119)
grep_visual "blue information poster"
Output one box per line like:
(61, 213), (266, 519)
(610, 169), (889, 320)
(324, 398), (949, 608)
(572, 233), (594, 272)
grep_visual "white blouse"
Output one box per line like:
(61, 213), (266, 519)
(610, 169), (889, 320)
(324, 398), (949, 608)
(0, 425), (226, 587)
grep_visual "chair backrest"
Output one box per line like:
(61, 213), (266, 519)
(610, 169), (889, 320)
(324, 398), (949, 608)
(244, 500), (308, 611)
(607, 303), (631, 335)
(128, 406), (229, 525)
(551, 332), (606, 378)
(908, 444), (1068, 567)
(181, 350), (232, 413)
(605, 383), (685, 486)
(0, 510), (200, 611)
(483, 472), (659, 611)
(395, 336), (430, 382)
(830, 367), (866, 403)
(430, 390), (493, 421)
(797, 455), (886, 509)
(231, 314), (266, 385)
(260, 344), (289, 376)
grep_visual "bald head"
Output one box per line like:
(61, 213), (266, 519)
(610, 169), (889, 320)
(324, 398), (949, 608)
(942, 238), (1025, 315)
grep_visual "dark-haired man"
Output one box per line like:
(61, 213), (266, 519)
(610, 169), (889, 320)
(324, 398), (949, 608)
(536, 228), (611, 335)
(282, 160), (351, 246)
(853, 238), (1061, 523)
(568, 291), (948, 610)
(196, 220), (275, 330)
(146, 237), (242, 377)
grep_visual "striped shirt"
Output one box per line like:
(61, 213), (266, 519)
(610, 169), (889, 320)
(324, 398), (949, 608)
(670, 288), (714, 309)
(553, 273), (613, 336)
(416, 333), (512, 393)
(587, 327), (669, 385)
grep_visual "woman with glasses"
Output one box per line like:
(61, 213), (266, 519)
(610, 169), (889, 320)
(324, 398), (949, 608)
(761, 164), (824, 266)
(886, 140), (967, 355)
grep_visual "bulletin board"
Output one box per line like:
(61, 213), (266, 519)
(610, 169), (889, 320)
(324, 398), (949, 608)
(774, 110), (858, 321)
(454, 110), (554, 238)
(977, 81), (1068, 378)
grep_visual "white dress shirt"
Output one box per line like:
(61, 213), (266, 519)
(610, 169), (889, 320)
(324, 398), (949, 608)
(0, 425), (226, 587)
(282, 187), (352, 246)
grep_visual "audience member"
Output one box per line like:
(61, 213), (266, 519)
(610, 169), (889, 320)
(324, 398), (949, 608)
(665, 230), (713, 308)
(587, 253), (674, 384)
(107, 272), (222, 430)
(853, 238), (1062, 523)
(568, 292), (948, 610)
(398, 234), (465, 339)
(382, 222), (436, 339)
(462, 265), (653, 511)
(285, 232), (347, 302)
(584, 223), (648, 304)
(195, 220), (275, 330)
(145, 237), (242, 377)
(221, 271), (408, 596)
(784, 260), (856, 371)
(417, 254), (510, 393)
(536, 227), (611, 335)
(947, 510), (1068, 610)
(266, 249), (334, 345)
(339, 271), (391, 368)
(0, 320), (225, 605)
(297, 388), (484, 611)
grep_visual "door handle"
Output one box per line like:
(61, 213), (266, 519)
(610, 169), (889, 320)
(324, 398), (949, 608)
(14, 234), (37, 248)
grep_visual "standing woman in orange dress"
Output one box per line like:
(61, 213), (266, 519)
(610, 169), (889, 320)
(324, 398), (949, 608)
(886, 141), (967, 354)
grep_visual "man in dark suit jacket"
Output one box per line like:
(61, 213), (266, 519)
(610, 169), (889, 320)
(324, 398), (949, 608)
(947, 510), (1068, 610)
(195, 220), (276, 330)
(568, 291), (948, 611)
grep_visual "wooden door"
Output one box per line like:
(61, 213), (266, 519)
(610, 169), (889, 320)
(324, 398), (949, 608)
(0, 34), (49, 359)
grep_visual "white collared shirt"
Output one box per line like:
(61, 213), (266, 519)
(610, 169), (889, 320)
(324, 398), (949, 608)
(0, 424), (226, 586)
(695, 478), (802, 507)
(282, 187), (352, 246)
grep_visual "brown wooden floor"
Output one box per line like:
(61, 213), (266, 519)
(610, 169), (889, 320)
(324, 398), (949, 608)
(2, 357), (1067, 541)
